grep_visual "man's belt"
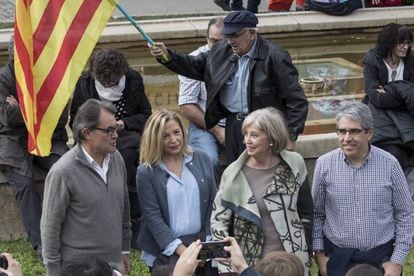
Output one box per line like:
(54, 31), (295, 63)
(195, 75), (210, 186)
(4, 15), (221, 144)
(236, 112), (247, 121)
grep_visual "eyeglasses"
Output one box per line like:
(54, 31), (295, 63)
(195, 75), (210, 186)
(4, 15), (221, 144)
(92, 124), (123, 136)
(397, 41), (412, 48)
(224, 29), (251, 40)
(336, 128), (368, 136)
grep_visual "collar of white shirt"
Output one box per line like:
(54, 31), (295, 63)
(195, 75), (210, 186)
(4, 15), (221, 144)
(81, 145), (111, 184)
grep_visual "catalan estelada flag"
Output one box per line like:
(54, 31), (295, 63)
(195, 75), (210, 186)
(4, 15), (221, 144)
(14, 0), (117, 156)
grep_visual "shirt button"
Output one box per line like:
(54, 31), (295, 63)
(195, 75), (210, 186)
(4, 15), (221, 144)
(201, 179), (204, 182)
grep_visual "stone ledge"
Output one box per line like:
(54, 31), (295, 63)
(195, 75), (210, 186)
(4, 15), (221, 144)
(296, 132), (338, 159)
(1, 7), (414, 48)
(98, 7), (414, 43)
(296, 132), (338, 181)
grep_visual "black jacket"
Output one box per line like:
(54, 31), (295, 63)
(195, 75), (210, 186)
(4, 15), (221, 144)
(163, 35), (308, 140)
(70, 68), (152, 149)
(0, 62), (68, 175)
(363, 48), (414, 147)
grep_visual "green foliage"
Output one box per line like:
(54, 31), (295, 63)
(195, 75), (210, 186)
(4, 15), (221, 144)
(0, 239), (44, 276)
(130, 250), (150, 275)
(1, 238), (414, 275)
(0, 238), (149, 276)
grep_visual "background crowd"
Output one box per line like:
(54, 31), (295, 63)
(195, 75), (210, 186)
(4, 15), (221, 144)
(213, 0), (414, 15)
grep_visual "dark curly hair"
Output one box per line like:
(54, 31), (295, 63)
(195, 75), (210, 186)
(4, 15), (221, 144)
(376, 23), (412, 58)
(89, 48), (129, 86)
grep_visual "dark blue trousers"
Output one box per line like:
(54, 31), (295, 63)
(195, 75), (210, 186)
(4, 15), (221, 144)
(324, 237), (394, 276)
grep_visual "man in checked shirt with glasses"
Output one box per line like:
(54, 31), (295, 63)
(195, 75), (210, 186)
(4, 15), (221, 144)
(312, 102), (414, 276)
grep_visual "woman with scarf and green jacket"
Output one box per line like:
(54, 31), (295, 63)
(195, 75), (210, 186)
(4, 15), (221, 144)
(211, 107), (313, 275)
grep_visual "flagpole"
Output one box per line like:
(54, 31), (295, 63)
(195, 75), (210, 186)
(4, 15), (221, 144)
(110, 0), (169, 62)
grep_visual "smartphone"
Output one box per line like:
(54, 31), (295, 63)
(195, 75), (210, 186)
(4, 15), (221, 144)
(198, 241), (231, 260)
(0, 255), (8, 270)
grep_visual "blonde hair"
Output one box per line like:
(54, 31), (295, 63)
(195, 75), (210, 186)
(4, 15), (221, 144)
(242, 107), (289, 154)
(139, 109), (191, 166)
(255, 251), (304, 276)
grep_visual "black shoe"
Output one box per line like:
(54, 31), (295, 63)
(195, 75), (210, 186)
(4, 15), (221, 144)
(214, 0), (231, 11)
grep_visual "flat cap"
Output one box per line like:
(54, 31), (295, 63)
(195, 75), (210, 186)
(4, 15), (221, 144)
(223, 10), (258, 35)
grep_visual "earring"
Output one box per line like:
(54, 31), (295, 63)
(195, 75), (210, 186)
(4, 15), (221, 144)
(269, 143), (273, 147)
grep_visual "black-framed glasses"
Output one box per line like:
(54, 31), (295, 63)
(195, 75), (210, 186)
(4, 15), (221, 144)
(92, 124), (123, 136)
(397, 40), (412, 48)
(336, 128), (368, 136)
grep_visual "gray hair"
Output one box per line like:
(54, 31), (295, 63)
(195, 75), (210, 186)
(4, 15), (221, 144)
(72, 99), (116, 142)
(242, 107), (289, 154)
(336, 102), (373, 130)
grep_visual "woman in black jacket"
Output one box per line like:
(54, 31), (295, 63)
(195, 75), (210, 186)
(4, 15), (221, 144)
(363, 23), (414, 169)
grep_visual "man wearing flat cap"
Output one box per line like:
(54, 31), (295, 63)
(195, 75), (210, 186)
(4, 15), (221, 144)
(149, 11), (308, 163)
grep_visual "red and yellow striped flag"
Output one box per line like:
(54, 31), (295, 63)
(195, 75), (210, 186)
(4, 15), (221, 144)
(14, 0), (117, 156)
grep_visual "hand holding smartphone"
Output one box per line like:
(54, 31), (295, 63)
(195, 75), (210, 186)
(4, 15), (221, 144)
(197, 241), (231, 260)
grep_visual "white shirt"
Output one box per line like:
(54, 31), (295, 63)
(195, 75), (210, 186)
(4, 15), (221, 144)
(81, 145), (111, 184)
(383, 59), (404, 82)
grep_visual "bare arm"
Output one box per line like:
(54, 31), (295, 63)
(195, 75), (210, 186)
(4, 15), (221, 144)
(180, 104), (225, 145)
(180, 104), (206, 129)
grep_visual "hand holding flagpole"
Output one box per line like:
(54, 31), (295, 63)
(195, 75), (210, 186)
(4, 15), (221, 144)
(110, 0), (170, 62)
